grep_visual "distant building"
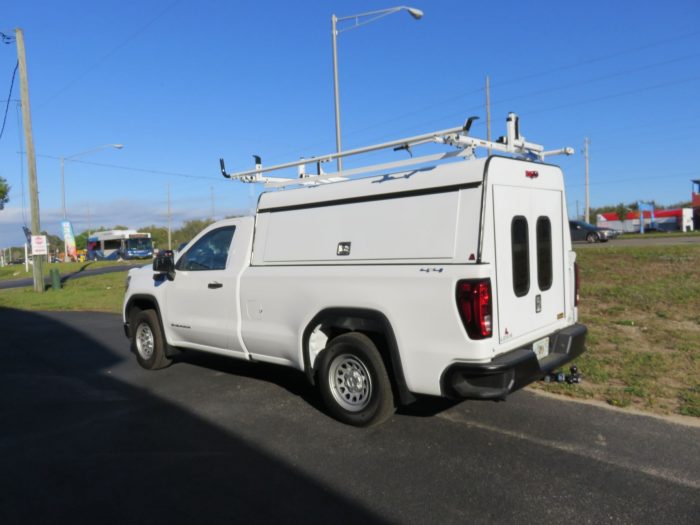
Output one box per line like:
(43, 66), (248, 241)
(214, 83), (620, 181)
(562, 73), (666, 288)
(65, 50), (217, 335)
(597, 208), (694, 233)
(693, 179), (700, 229)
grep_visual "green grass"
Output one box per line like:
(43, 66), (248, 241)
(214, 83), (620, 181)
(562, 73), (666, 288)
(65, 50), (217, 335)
(0, 271), (126, 313)
(617, 230), (700, 240)
(0, 260), (131, 282)
(533, 243), (700, 418)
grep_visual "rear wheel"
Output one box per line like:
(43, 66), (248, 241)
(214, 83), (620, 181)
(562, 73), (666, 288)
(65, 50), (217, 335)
(317, 332), (396, 427)
(586, 232), (597, 243)
(131, 309), (172, 370)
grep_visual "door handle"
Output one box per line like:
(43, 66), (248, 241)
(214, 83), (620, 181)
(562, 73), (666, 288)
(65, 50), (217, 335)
(208, 282), (223, 289)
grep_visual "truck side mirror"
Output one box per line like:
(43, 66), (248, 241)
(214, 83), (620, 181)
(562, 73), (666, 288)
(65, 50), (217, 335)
(153, 250), (175, 280)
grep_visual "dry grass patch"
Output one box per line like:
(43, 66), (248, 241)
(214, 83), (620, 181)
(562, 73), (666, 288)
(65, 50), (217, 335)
(532, 244), (700, 417)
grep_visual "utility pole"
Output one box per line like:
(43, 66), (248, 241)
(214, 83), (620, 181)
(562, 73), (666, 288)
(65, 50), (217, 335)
(583, 137), (590, 224)
(485, 75), (492, 156)
(167, 183), (172, 250)
(15, 28), (44, 292)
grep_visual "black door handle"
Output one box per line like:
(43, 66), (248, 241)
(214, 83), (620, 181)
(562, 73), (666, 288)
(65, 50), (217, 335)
(208, 282), (223, 289)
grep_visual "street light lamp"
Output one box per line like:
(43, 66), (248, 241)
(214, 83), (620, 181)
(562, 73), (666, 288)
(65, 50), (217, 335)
(60, 143), (123, 261)
(331, 6), (423, 172)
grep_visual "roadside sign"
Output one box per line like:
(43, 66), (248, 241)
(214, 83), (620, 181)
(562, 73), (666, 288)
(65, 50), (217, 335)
(31, 235), (48, 256)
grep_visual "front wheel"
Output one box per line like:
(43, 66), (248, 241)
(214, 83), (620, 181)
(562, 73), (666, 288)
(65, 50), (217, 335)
(131, 309), (172, 370)
(586, 232), (597, 243)
(317, 332), (396, 427)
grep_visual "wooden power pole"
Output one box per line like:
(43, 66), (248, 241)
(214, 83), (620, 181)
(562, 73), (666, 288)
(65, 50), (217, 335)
(15, 28), (44, 292)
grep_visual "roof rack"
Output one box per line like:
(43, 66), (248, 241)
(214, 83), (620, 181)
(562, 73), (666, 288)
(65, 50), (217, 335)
(219, 112), (574, 189)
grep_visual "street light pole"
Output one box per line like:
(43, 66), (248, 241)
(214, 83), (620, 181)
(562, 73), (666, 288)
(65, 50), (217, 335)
(331, 6), (423, 173)
(331, 14), (342, 173)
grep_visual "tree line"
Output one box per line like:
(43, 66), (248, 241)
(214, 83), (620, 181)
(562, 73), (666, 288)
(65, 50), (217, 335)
(4, 218), (218, 257)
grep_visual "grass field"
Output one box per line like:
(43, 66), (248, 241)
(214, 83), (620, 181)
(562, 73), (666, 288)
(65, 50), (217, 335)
(0, 260), (130, 282)
(1, 244), (698, 418)
(533, 243), (700, 417)
(0, 271), (126, 312)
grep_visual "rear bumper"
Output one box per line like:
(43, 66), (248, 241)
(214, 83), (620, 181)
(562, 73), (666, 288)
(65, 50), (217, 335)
(441, 323), (587, 400)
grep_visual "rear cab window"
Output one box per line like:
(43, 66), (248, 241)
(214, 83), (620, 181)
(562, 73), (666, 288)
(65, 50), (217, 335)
(536, 217), (553, 291)
(511, 216), (529, 297)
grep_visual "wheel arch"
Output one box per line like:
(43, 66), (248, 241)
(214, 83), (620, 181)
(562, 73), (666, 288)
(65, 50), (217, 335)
(124, 294), (178, 357)
(302, 308), (415, 405)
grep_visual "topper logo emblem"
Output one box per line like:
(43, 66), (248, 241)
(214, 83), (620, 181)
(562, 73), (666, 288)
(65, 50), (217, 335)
(526, 170), (539, 179)
(337, 242), (351, 256)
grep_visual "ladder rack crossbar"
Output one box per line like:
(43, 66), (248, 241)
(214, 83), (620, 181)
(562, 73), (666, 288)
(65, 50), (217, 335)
(265, 149), (468, 189)
(226, 124), (467, 180)
(220, 113), (574, 187)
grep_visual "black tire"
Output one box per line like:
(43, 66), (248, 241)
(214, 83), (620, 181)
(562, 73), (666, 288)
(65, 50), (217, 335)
(586, 232), (597, 243)
(317, 332), (396, 427)
(131, 309), (172, 370)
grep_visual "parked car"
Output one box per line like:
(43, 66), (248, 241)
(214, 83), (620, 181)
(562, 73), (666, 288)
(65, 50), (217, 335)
(569, 220), (618, 243)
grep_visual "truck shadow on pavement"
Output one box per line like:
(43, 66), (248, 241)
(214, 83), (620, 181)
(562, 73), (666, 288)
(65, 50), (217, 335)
(174, 350), (326, 412)
(0, 307), (388, 525)
(174, 348), (463, 420)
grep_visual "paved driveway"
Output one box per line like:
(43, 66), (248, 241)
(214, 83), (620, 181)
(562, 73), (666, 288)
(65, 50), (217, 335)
(1, 308), (698, 524)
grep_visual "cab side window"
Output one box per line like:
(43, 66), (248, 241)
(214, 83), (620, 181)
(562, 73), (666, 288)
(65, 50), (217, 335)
(176, 226), (235, 271)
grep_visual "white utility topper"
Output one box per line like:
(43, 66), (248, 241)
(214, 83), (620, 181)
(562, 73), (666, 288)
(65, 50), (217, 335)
(123, 113), (586, 427)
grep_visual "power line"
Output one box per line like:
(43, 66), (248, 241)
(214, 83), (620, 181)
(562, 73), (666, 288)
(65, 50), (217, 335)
(39, 0), (181, 107)
(523, 74), (700, 118)
(333, 31), (700, 149)
(34, 153), (224, 182)
(487, 53), (700, 112)
(362, 72), (700, 147)
(566, 170), (699, 188)
(0, 61), (18, 143)
(494, 29), (700, 90)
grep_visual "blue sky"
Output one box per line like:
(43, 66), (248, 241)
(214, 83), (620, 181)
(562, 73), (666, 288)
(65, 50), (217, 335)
(1, 0), (699, 246)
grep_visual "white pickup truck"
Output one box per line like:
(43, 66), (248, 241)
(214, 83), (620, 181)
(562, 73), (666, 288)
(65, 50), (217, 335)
(123, 114), (587, 426)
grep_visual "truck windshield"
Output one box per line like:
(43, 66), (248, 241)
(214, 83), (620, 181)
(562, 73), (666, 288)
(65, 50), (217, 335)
(127, 238), (152, 250)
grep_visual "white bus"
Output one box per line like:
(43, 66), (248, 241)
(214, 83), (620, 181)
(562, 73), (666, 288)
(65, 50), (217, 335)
(87, 230), (153, 260)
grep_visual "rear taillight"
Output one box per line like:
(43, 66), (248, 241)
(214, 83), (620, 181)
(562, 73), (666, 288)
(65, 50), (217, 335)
(456, 279), (492, 339)
(574, 262), (580, 306)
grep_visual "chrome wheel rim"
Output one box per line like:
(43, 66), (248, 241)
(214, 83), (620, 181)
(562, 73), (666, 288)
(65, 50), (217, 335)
(328, 354), (372, 412)
(135, 322), (155, 360)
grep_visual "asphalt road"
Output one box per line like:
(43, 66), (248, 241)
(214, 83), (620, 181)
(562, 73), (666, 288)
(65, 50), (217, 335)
(1, 309), (698, 524)
(0, 262), (142, 290)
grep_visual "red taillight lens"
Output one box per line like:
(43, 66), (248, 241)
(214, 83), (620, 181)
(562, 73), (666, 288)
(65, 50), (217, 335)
(456, 279), (492, 339)
(574, 262), (580, 306)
